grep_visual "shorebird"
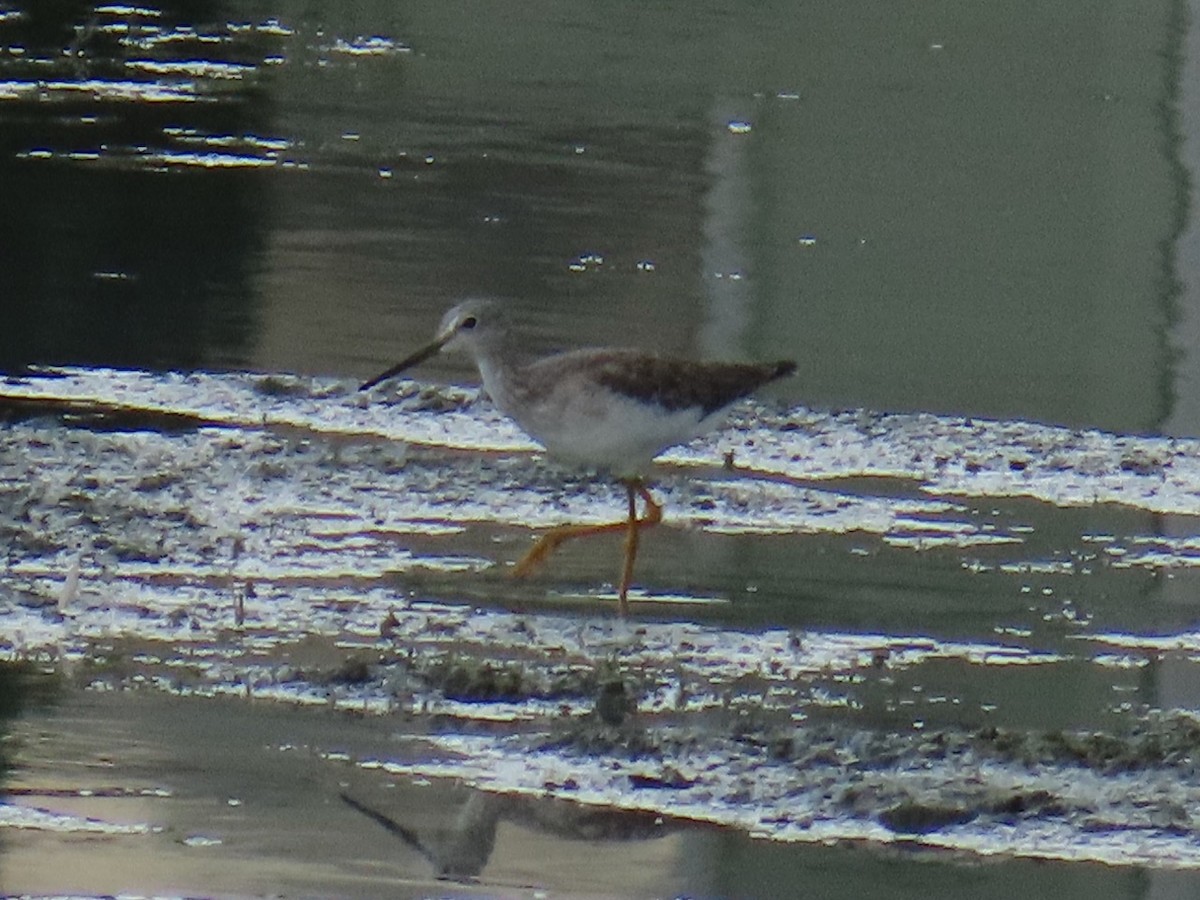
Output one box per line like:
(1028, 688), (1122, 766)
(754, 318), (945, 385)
(360, 299), (795, 613)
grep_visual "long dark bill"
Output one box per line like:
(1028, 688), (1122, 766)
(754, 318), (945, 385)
(359, 333), (451, 391)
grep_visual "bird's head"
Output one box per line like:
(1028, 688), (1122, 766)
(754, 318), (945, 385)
(359, 299), (504, 391)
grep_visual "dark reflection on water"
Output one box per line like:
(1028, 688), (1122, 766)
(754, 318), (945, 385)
(0, 663), (56, 777)
(2, 164), (266, 370)
(0, 2), (278, 371)
(0, 663), (26, 775)
(341, 788), (677, 882)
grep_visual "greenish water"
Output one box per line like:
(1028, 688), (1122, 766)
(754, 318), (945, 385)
(0, 1), (1188, 432)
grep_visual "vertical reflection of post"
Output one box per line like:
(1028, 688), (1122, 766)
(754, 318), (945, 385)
(1156, 9), (1200, 900)
(699, 102), (755, 362)
(1165, 0), (1200, 437)
(1163, 0), (1200, 598)
(678, 101), (762, 897)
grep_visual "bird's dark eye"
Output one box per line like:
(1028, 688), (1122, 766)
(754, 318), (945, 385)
(461, 316), (478, 330)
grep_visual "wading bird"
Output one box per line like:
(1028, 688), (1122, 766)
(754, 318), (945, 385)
(361, 300), (794, 614)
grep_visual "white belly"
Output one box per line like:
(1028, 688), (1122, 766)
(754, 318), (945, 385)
(513, 385), (712, 474)
(477, 351), (727, 475)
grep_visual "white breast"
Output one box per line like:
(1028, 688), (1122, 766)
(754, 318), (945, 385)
(504, 376), (711, 475)
(475, 348), (731, 475)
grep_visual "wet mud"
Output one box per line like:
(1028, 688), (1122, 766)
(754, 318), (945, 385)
(5, 368), (1200, 893)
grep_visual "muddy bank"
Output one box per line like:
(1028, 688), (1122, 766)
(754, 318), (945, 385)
(4, 367), (1200, 885)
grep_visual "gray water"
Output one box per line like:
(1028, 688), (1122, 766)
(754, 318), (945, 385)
(2, 0), (1188, 432)
(3, 1), (1200, 897)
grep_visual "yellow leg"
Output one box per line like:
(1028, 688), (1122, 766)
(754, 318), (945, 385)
(512, 478), (662, 615)
(617, 480), (662, 614)
(510, 518), (630, 578)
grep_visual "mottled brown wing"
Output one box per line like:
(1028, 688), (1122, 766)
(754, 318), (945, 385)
(582, 351), (796, 416)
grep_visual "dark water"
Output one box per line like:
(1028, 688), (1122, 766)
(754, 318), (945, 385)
(2, 1), (1190, 430)
(4, 1), (1200, 896)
